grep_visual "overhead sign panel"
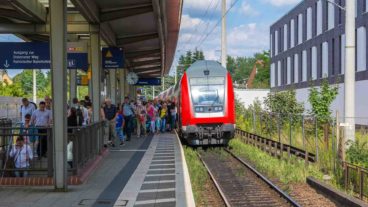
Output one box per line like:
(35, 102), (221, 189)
(0, 42), (88, 70)
(102, 47), (124, 69)
(67, 42), (88, 70)
(135, 78), (161, 86)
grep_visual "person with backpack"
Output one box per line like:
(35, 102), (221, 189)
(71, 98), (88, 126)
(20, 98), (36, 124)
(9, 136), (33, 177)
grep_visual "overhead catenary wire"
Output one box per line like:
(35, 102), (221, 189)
(176, 0), (216, 55)
(196, 0), (240, 49)
(180, 0), (216, 51)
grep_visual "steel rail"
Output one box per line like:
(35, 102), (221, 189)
(197, 152), (231, 207)
(224, 148), (301, 207)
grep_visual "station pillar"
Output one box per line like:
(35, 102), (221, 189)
(90, 32), (101, 123)
(110, 69), (116, 104)
(50, 0), (68, 191)
(70, 69), (77, 102)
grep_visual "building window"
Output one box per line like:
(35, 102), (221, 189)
(302, 50), (307, 81)
(322, 42), (329, 77)
(365, 0), (368, 13)
(332, 38), (335, 76)
(317, 0), (323, 35)
(328, 0), (335, 30)
(275, 30), (278, 56)
(357, 26), (367, 71)
(287, 57), (291, 84)
(270, 33), (273, 57)
(284, 24), (288, 51)
(271, 63), (275, 87)
(290, 19), (295, 48)
(307, 7), (312, 40)
(298, 13), (303, 45)
(312, 46), (317, 80)
(340, 34), (346, 74)
(338, 0), (342, 25)
(294, 54), (299, 83)
(278, 61), (281, 86)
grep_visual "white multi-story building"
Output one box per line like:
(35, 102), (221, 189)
(270, 0), (368, 123)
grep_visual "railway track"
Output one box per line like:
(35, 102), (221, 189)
(198, 148), (301, 207)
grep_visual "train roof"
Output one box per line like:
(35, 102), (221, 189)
(186, 60), (227, 77)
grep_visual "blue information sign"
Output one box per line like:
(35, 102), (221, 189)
(0, 42), (88, 70)
(102, 47), (124, 69)
(135, 78), (161, 86)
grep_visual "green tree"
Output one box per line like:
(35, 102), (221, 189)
(176, 49), (205, 81)
(12, 70), (50, 98)
(0, 80), (26, 97)
(308, 79), (339, 148)
(264, 90), (304, 116)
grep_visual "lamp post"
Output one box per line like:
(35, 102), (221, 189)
(325, 0), (355, 143)
(343, 0), (356, 142)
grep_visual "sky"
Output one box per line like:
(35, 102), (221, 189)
(171, 0), (302, 73)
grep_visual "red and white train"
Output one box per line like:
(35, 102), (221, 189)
(164, 60), (235, 145)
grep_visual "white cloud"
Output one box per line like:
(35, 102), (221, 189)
(238, 1), (259, 17)
(180, 14), (202, 31)
(263, 0), (301, 7)
(227, 23), (269, 57)
(183, 0), (237, 18)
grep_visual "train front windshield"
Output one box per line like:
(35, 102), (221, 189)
(190, 76), (225, 106)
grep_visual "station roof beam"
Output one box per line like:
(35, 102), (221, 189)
(117, 32), (159, 46)
(7, 0), (47, 23)
(100, 3), (153, 22)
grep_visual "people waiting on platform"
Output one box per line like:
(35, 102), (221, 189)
(115, 109), (125, 146)
(135, 101), (146, 138)
(31, 101), (52, 158)
(101, 98), (117, 147)
(20, 98), (36, 124)
(19, 114), (37, 154)
(9, 136), (33, 177)
(122, 97), (134, 141)
(44, 95), (52, 111)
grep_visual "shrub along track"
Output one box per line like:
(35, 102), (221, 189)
(198, 148), (300, 207)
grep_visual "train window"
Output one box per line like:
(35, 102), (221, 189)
(190, 77), (225, 106)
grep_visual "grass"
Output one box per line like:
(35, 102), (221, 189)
(183, 146), (210, 205)
(229, 138), (325, 185)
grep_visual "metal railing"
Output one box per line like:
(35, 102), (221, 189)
(343, 161), (368, 200)
(235, 129), (316, 163)
(0, 121), (105, 178)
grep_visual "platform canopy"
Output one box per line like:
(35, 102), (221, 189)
(0, 0), (182, 77)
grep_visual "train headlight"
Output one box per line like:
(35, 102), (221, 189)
(219, 107), (223, 111)
(214, 107), (219, 111)
(195, 107), (200, 112)
(200, 107), (204, 112)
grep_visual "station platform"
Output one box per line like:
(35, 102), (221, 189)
(0, 133), (195, 207)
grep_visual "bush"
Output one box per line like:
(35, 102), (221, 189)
(346, 140), (368, 168)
